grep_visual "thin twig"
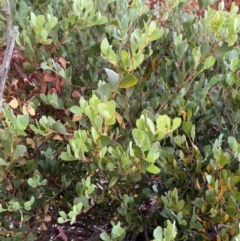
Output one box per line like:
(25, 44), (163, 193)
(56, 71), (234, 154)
(0, 0), (19, 112)
(56, 225), (68, 241)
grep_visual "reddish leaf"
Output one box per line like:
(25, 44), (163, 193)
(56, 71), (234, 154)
(59, 78), (65, 92)
(41, 82), (47, 93)
(44, 73), (55, 82)
(55, 76), (61, 93)
(59, 57), (66, 69)
(32, 87), (40, 95)
(71, 90), (81, 98)
(48, 88), (57, 94)
(29, 73), (34, 79)
(33, 72), (41, 81)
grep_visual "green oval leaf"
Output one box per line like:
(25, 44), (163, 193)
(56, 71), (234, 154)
(172, 117), (181, 130)
(119, 74), (138, 88)
(41, 29), (48, 41)
(52, 122), (67, 135)
(16, 114), (29, 130)
(147, 165), (160, 174)
(105, 68), (119, 91)
(182, 121), (193, 137)
(23, 62), (35, 73)
(40, 62), (50, 70)
(120, 50), (130, 69)
(60, 152), (77, 161)
(70, 106), (82, 114)
(153, 227), (163, 240)
(36, 15), (45, 27)
(149, 28), (164, 41)
(133, 53), (144, 69)
(97, 16), (108, 25)
(0, 158), (7, 166)
(108, 176), (119, 188)
(101, 38), (109, 56)
(57, 217), (65, 224)
(13, 145), (27, 161)
(203, 56), (215, 69)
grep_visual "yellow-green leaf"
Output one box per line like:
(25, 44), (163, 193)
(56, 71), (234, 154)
(147, 164), (160, 174)
(119, 74), (138, 88)
(108, 176), (119, 188)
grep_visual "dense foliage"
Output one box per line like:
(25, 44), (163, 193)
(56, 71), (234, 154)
(0, 0), (240, 240)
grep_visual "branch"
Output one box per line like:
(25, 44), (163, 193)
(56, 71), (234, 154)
(5, 0), (12, 47)
(0, 0), (18, 112)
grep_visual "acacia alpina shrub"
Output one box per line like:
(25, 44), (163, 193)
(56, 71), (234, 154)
(0, 0), (239, 240)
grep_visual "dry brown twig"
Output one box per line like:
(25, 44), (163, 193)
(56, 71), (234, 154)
(0, 0), (18, 112)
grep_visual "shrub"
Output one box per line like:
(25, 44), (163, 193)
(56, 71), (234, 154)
(0, 0), (240, 240)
